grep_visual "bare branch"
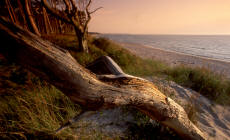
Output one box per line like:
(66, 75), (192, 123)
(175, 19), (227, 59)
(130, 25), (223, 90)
(84, 0), (92, 32)
(69, 0), (77, 11)
(63, 0), (71, 14)
(86, 0), (92, 10)
(41, 0), (71, 23)
(90, 7), (103, 14)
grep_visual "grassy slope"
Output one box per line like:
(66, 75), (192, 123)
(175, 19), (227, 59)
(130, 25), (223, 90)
(44, 34), (230, 105)
(0, 56), (79, 139)
(1, 34), (230, 139)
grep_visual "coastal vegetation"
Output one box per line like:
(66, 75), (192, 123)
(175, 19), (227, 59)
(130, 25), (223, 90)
(0, 1), (193, 138)
(0, 33), (193, 139)
(0, 35), (162, 139)
(44, 34), (230, 105)
(0, 0), (229, 139)
(0, 27), (229, 138)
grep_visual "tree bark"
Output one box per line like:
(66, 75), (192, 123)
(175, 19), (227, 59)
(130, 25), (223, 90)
(58, 19), (64, 34)
(41, 0), (90, 53)
(42, 7), (50, 34)
(76, 29), (89, 53)
(0, 17), (206, 140)
(24, 0), (41, 36)
(17, 0), (28, 29)
(5, 0), (18, 24)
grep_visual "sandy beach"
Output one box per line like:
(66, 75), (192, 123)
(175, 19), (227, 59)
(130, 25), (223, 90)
(120, 42), (230, 77)
(119, 42), (230, 140)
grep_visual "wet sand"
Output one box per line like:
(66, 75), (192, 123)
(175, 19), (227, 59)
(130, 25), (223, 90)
(119, 42), (230, 77)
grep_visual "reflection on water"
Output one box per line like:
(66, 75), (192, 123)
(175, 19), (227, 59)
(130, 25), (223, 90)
(102, 34), (230, 62)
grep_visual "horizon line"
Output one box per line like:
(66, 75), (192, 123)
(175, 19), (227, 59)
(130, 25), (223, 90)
(94, 32), (230, 36)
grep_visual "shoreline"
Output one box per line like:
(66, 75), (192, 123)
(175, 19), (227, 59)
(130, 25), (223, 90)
(143, 44), (230, 63)
(119, 42), (230, 77)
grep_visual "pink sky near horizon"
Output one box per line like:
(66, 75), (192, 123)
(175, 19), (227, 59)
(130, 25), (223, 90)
(89, 0), (230, 34)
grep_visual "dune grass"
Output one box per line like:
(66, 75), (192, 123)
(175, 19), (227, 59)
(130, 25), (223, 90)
(0, 58), (79, 139)
(0, 86), (78, 139)
(46, 35), (230, 104)
(92, 37), (230, 105)
(44, 34), (230, 105)
(166, 66), (230, 105)
(0, 57), (112, 139)
(1, 34), (230, 139)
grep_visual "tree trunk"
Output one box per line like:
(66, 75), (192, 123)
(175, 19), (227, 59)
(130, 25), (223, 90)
(42, 7), (49, 34)
(42, 7), (53, 34)
(5, 0), (18, 24)
(58, 19), (64, 34)
(17, 0), (28, 29)
(24, 0), (41, 36)
(76, 29), (89, 53)
(0, 17), (205, 140)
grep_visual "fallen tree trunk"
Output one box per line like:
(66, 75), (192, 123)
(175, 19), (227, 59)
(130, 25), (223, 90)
(0, 17), (206, 140)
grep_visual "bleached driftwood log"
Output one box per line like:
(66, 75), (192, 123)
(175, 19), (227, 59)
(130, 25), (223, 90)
(0, 16), (205, 140)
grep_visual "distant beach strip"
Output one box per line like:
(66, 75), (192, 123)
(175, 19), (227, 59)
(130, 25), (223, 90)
(100, 34), (230, 77)
(120, 42), (230, 78)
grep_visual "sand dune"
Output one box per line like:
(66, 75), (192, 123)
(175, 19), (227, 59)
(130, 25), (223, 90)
(119, 43), (230, 139)
(148, 77), (230, 140)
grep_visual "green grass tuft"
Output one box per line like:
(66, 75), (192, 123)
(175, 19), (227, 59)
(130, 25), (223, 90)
(166, 66), (230, 105)
(2, 34), (230, 139)
(43, 34), (230, 105)
(0, 57), (80, 139)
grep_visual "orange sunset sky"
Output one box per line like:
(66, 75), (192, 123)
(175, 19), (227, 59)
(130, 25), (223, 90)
(89, 0), (230, 34)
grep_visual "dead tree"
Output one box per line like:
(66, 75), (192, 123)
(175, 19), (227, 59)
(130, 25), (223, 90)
(24, 0), (41, 36)
(0, 17), (206, 140)
(5, 0), (18, 24)
(42, 6), (53, 34)
(17, 0), (28, 29)
(42, 0), (101, 53)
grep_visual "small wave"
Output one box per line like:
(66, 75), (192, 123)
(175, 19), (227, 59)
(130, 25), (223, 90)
(103, 34), (230, 63)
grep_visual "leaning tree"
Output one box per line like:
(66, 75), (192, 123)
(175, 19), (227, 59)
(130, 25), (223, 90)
(2, 0), (41, 36)
(42, 0), (101, 53)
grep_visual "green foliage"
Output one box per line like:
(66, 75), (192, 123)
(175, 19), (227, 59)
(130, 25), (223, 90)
(0, 59), (79, 139)
(91, 37), (230, 105)
(2, 34), (228, 139)
(70, 44), (106, 67)
(91, 38), (167, 76)
(166, 66), (230, 105)
(0, 86), (79, 139)
(43, 34), (230, 105)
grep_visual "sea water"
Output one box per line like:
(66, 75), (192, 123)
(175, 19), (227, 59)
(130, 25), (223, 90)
(102, 34), (230, 62)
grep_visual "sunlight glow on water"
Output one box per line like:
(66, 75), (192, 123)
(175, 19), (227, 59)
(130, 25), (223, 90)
(103, 34), (230, 62)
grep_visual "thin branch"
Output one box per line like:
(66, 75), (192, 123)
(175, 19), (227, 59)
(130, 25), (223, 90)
(5, 0), (17, 23)
(63, 0), (71, 14)
(86, 0), (92, 10)
(25, 0), (41, 36)
(70, 0), (81, 24)
(90, 7), (103, 14)
(41, 0), (71, 23)
(70, 0), (77, 12)
(83, 0), (92, 32)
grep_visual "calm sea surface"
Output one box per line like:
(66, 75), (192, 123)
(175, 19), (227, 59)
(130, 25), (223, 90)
(101, 34), (230, 62)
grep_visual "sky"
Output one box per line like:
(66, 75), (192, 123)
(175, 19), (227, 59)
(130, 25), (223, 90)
(89, 0), (230, 34)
